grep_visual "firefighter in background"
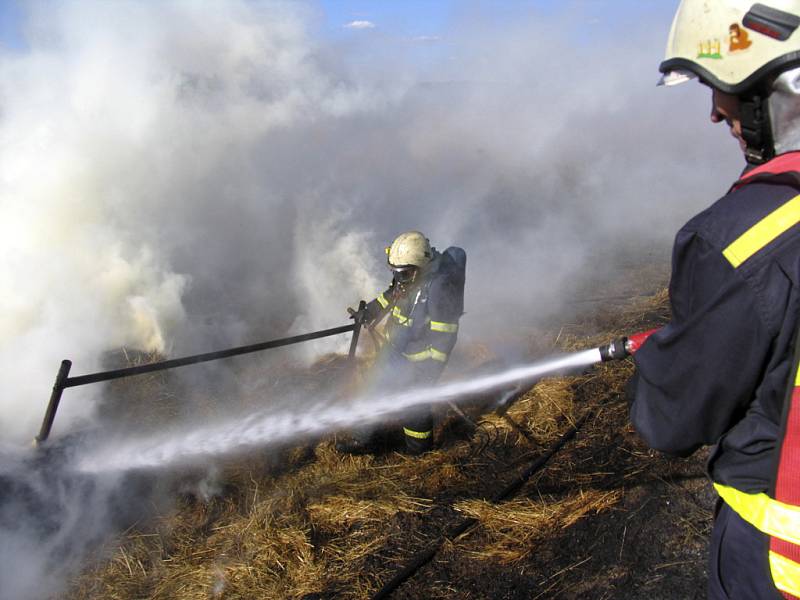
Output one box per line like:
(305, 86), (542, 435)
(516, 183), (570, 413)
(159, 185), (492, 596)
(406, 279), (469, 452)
(629, 2), (800, 598)
(339, 230), (466, 455)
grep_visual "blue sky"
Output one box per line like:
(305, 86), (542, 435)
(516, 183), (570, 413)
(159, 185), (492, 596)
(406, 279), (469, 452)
(1, 1), (678, 52)
(0, 0), (25, 50)
(316, 0), (676, 38)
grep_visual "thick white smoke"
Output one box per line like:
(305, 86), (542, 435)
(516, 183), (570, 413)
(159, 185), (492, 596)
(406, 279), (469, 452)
(0, 1), (746, 598)
(0, 1), (741, 442)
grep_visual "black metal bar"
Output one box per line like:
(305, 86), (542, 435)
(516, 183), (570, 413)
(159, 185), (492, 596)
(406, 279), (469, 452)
(348, 300), (367, 360)
(447, 401), (479, 431)
(501, 413), (537, 444)
(63, 324), (356, 388)
(493, 384), (527, 417)
(35, 359), (72, 445)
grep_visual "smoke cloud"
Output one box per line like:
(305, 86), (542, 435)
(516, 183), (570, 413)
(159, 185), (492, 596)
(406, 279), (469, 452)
(0, 1), (740, 440)
(0, 1), (744, 598)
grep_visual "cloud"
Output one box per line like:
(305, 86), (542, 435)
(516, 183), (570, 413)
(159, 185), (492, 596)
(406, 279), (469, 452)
(344, 19), (375, 29)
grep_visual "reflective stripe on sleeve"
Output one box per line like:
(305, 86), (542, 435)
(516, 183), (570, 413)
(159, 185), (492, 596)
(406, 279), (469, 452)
(722, 194), (800, 268)
(769, 550), (800, 598)
(392, 306), (412, 326)
(430, 320), (458, 333)
(403, 427), (432, 439)
(377, 293), (390, 309)
(713, 483), (800, 546)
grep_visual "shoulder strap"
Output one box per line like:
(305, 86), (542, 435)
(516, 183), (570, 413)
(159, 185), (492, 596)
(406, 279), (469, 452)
(732, 151), (800, 192)
(767, 326), (800, 598)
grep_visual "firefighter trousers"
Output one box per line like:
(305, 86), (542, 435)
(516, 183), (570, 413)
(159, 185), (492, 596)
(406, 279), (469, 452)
(351, 346), (434, 454)
(708, 500), (783, 599)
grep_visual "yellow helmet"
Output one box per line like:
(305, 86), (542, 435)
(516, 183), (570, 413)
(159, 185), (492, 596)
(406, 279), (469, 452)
(660, 1), (800, 93)
(387, 231), (432, 268)
(660, 1), (800, 164)
(385, 231), (432, 285)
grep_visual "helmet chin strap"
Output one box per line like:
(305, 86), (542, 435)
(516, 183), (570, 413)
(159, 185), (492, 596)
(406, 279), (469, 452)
(739, 87), (775, 166)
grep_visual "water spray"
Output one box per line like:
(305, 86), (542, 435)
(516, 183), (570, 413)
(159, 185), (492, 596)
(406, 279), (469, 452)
(370, 327), (660, 600)
(72, 328), (659, 474)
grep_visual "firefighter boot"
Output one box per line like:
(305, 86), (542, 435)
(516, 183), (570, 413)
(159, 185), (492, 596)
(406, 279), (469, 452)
(335, 437), (374, 455)
(402, 409), (433, 455)
(335, 427), (377, 455)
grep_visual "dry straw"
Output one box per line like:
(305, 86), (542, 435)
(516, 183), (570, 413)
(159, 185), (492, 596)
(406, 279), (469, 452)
(67, 288), (670, 600)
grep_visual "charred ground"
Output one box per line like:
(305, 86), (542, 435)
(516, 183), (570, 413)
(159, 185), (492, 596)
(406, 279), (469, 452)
(63, 269), (715, 600)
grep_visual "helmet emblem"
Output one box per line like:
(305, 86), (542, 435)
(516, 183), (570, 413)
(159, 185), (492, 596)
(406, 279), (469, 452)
(729, 23), (752, 52)
(697, 38), (722, 59)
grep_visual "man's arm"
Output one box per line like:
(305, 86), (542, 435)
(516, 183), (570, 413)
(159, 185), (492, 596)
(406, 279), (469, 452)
(630, 228), (772, 456)
(354, 281), (396, 325)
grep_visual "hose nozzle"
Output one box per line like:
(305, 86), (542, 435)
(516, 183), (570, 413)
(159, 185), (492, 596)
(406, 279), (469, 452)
(599, 328), (659, 362)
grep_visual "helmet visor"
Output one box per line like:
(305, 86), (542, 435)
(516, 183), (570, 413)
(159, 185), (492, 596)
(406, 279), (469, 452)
(390, 265), (418, 284)
(657, 68), (697, 87)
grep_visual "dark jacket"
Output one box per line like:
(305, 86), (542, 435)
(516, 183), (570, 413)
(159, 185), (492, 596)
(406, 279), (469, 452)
(630, 157), (800, 494)
(364, 246), (466, 383)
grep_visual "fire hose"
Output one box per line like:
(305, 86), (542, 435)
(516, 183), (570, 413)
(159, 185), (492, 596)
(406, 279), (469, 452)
(369, 328), (658, 600)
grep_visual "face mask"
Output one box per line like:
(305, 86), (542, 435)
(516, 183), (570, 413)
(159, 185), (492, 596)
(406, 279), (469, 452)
(390, 265), (417, 285)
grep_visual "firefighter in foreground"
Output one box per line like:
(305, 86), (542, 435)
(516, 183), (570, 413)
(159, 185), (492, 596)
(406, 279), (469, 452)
(629, 2), (800, 598)
(339, 231), (466, 455)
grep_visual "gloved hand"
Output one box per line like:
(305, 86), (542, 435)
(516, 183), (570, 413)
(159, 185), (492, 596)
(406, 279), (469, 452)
(347, 305), (370, 326)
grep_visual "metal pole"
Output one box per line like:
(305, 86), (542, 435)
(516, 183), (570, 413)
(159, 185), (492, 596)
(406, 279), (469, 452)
(348, 300), (366, 360)
(34, 359), (72, 446)
(63, 323), (356, 388)
(31, 323), (356, 446)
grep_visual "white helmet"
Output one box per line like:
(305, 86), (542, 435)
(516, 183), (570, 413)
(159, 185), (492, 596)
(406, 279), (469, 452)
(386, 231), (432, 285)
(660, 1), (800, 163)
(387, 231), (432, 268)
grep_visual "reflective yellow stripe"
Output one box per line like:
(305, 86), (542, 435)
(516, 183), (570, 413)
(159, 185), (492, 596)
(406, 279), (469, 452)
(714, 483), (800, 545)
(377, 293), (389, 309)
(392, 306), (412, 326)
(722, 194), (800, 268)
(402, 347), (448, 362)
(430, 320), (458, 333)
(403, 349), (431, 362)
(403, 427), (432, 439)
(429, 347), (448, 362)
(770, 550), (800, 598)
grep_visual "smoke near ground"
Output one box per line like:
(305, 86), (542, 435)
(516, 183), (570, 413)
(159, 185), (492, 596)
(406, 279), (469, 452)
(0, 1), (743, 598)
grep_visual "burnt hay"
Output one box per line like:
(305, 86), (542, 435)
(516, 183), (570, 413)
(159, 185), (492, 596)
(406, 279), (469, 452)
(66, 286), (713, 600)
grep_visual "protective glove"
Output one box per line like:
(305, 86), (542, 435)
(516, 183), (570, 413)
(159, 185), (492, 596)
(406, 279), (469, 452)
(347, 305), (370, 326)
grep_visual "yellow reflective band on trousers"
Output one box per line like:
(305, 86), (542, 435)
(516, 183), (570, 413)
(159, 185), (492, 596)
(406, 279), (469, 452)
(392, 306), (412, 326)
(430, 320), (458, 333)
(769, 550), (800, 598)
(377, 293), (389, 309)
(722, 194), (800, 268)
(714, 483), (800, 595)
(429, 347), (448, 362)
(403, 427), (432, 439)
(403, 347), (448, 362)
(714, 484), (800, 545)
